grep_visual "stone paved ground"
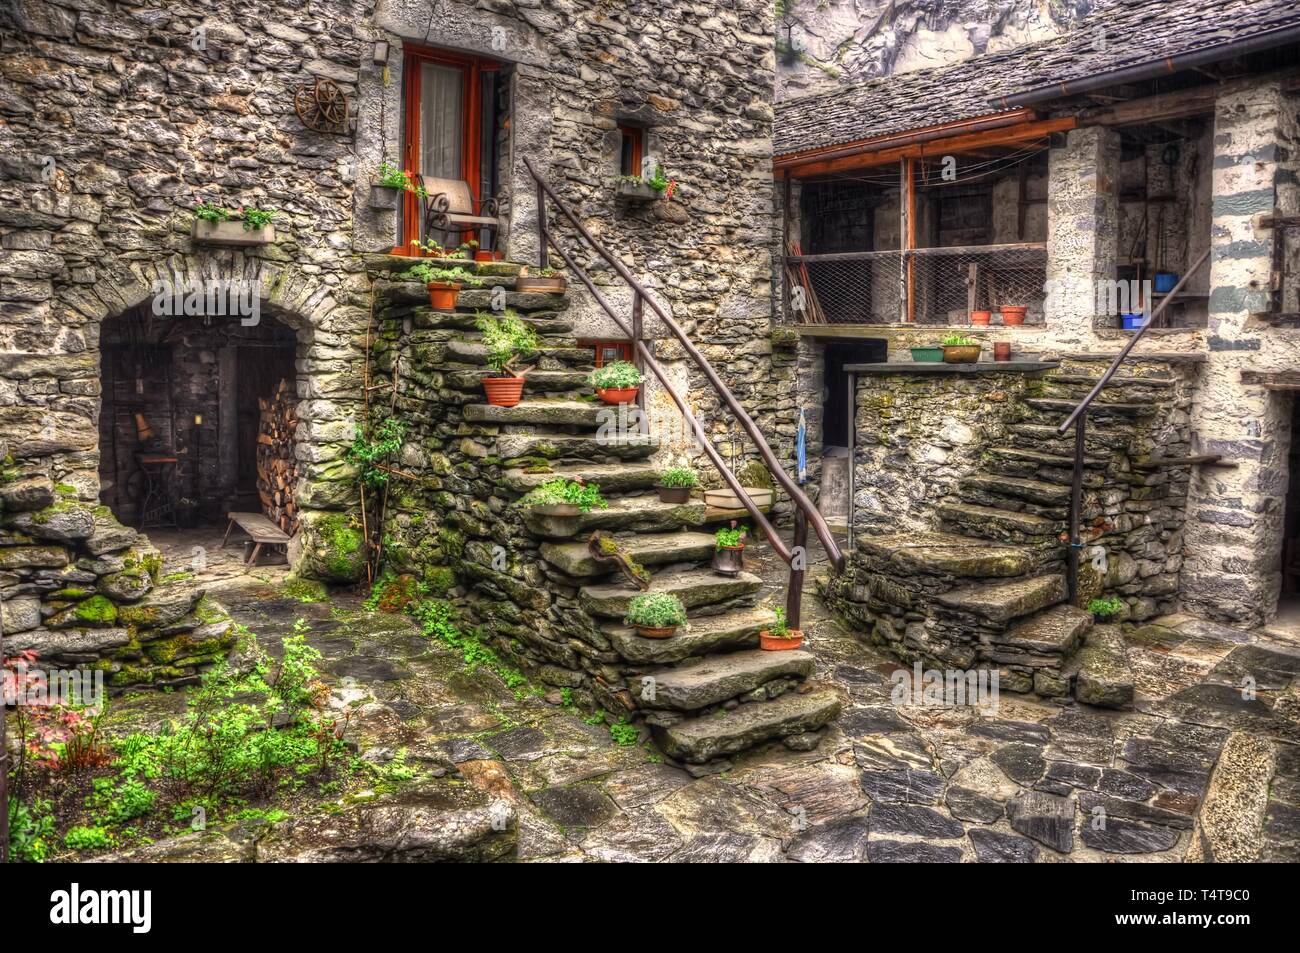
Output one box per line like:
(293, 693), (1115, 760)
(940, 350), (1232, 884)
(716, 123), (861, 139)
(127, 536), (1300, 863)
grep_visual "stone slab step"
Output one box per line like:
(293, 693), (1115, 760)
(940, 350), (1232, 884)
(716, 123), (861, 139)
(1006, 424), (1132, 454)
(522, 494), (705, 538)
(443, 340), (592, 368)
(992, 603), (1092, 655)
(1073, 625), (1135, 709)
(960, 474), (1071, 507)
(654, 688), (842, 764)
(456, 289), (571, 312)
(496, 433), (658, 463)
(464, 399), (606, 428)
(935, 573), (1066, 624)
(413, 310), (573, 335)
(579, 568), (762, 618)
(856, 531), (1036, 578)
(604, 606), (769, 664)
(934, 502), (1061, 542)
(640, 649), (815, 711)
(539, 531), (715, 577)
(1025, 398), (1152, 418)
(443, 369), (590, 393)
(989, 447), (1108, 469)
(503, 462), (662, 496)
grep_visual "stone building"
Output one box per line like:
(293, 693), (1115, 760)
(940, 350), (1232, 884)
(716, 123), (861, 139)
(773, 0), (1300, 698)
(0, 0), (788, 716)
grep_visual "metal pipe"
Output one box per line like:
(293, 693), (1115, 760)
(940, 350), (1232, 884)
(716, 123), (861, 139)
(993, 26), (1300, 110)
(545, 235), (793, 564)
(1057, 247), (1210, 435)
(524, 156), (845, 572)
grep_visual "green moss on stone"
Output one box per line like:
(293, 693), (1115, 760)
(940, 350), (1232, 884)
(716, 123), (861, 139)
(75, 595), (118, 625)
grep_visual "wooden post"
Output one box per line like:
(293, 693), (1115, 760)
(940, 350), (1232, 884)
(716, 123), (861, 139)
(898, 159), (908, 324)
(782, 174), (792, 323)
(536, 178), (548, 269)
(785, 506), (809, 630)
(631, 294), (644, 377)
(906, 157), (917, 323)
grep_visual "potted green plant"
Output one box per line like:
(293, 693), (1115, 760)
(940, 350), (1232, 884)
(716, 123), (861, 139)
(941, 333), (981, 364)
(711, 521), (747, 576)
(191, 201), (277, 245)
(400, 262), (483, 311)
(477, 310), (539, 407)
(615, 175), (658, 202)
(589, 360), (644, 405)
(371, 161), (423, 210)
(517, 265), (567, 295)
(624, 591), (687, 640)
(516, 478), (608, 518)
(760, 606), (803, 651)
(657, 465), (698, 503)
(409, 237), (467, 260)
(1087, 595), (1125, 624)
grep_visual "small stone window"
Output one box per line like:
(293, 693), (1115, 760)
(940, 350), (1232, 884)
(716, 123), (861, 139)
(617, 124), (644, 177)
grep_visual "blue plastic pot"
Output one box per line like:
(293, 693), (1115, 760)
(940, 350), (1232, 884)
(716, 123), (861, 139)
(1121, 312), (1147, 331)
(1153, 272), (1178, 293)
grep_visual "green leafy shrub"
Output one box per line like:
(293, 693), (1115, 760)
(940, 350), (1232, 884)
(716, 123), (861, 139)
(624, 592), (687, 629)
(399, 262), (483, 286)
(346, 419), (406, 489)
(1088, 596), (1125, 620)
(767, 606), (793, 639)
(7, 798), (55, 863)
(609, 720), (639, 746)
(477, 310), (540, 377)
(941, 333), (979, 347)
(589, 360), (644, 391)
(516, 479), (607, 513)
(377, 161), (422, 193)
(715, 524), (747, 549)
(240, 207), (275, 230)
(658, 466), (698, 488)
(410, 600), (532, 697)
(63, 826), (113, 851)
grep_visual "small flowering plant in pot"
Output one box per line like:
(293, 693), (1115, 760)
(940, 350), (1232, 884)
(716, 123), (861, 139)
(760, 607), (803, 651)
(516, 265), (567, 295)
(371, 161), (424, 210)
(589, 360), (644, 405)
(515, 478), (608, 518)
(941, 332), (981, 364)
(192, 201), (277, 245)
(624, 591), (687, 640)
(656, 465), (698, 504)
(1087, 595), (1125, 624)
(477, 310), (539, 407)
(711, 521), (747, 576)
(400, 261), (482, 311)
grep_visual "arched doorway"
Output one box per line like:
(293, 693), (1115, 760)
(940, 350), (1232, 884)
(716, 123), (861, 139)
(97, 300), (299, 567)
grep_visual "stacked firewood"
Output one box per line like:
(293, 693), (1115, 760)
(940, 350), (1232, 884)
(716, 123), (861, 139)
(257, 378), (300, 534)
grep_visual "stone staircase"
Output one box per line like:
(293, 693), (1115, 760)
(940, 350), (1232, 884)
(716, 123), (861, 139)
(384, 264), (841, 770)
(825, 362), (1192, 708)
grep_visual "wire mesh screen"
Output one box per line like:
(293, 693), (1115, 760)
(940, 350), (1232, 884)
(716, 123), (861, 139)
(787, 244), (1047, 325)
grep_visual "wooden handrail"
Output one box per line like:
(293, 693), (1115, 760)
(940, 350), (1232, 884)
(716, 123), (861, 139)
(523, 157), (845, 573)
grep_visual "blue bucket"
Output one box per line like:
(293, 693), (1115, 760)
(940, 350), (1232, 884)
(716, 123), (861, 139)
(1121, 312), (1147, 331)
(1153, 272), (1178, 293)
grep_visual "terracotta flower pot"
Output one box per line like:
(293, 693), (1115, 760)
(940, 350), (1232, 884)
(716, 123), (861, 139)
(482, 375), (525, 407)
(712, 545), (744, 576)
(596, 386), (639, 405)
(634, 624), (677, 640)
(970, 310), (991, 326)
(474, 250), (493, 263)
(517, 276), (567, 294)
(999, 306), (1027, 326)
(760, 629), (804, 651)
(942, 345), (981, 364)
(993, 341), (1012, 362)
(656, 485), (692, 504)
(428, 282), (461, 311)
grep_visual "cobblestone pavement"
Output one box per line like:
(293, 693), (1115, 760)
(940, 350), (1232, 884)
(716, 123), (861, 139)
(129, 539), (1300, 863)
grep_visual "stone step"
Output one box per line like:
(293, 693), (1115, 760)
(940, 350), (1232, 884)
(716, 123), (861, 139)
(442, 340), (592, 369)
(1047, 372), (1175, 388)
(443, 369), (591, 393)
(934, 502), (1062, 543)
(855, 531), (1036, 578)
(1006, 424), (1132, 455)
(503, 462), (662, 496)
(456, 289), (571, 312)
(1024, 398), (1153, 419)
(579, 568), (763, 618)
(1073, 625), (1135, 709)
(988, 447), (1108, 470)
(539, 531), (716, 577)
(521, 493), (706, 539)
(603, 605), (769, 664)
(496, 432), (658, 463)
(413, 309), (573, 336)
(935, 573), (1066, 624)
(992, 603), (1093, 656)
(653, 688), (842, 764)
(639, 649), (815, 711)
(960, 474), (1071, 508)
(463, 398), (606, 428)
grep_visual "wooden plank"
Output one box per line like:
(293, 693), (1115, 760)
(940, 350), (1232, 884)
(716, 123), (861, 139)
(226, 511), (292, 542)
(1133, 455), (1231, 470)
(1242, 369), (1300, 390)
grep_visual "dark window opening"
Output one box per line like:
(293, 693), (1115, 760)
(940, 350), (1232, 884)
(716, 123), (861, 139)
(618, 124), (644, 178)
(823, 339), (886, 449)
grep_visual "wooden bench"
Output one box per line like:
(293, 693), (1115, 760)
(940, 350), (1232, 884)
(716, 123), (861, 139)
(222, 511), (291, 570)
(420, 176), (502, 251)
